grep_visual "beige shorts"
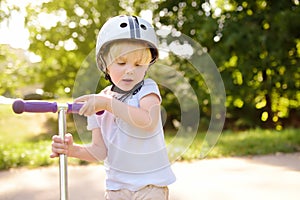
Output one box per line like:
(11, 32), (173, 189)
(105, 185), (169, 200)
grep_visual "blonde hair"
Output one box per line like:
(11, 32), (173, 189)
(103, 40), (152, 67)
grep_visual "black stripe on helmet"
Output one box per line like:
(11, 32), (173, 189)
(132, 16), (140, 38)
(127, 16), (135, 38)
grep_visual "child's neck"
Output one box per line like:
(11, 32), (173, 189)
(112, 80), (144, 101)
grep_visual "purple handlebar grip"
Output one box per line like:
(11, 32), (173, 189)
(67, 103), (104, 115)
(66, 103), (82, 114)
(12, 100), (58, 114)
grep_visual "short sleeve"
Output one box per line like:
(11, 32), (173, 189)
(137, 79), (162, 102)
(87, 114), (100, 130)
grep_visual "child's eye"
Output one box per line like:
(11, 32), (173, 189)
(135, 63), (147, 67)
(117, 62), (126, 65)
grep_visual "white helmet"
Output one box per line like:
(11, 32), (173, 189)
(96, 15), (159, 73)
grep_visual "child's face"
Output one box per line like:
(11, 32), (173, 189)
(107, 50), (150, 92)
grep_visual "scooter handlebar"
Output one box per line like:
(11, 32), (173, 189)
(66, 103), (104, 115)
(12, 100), (104, 115)
(12, 100), (57, 114)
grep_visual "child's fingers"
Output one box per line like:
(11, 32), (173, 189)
(51, 142), (68, 155)
(51, 141), (67, 150)
(74, 95), (90, 103)
(74, 95), (96, 116)
(79, 103), (88, 116)
(52, 134), (72, 144)
(64, 133), (73, 145)
(51, 134), (71, 156)
(79, 102), (95, 116)
(50, 152), (59, 158)
(74, 95), (89, 115)
(52, 135), (63, 143)
(50, 134), (73, 158)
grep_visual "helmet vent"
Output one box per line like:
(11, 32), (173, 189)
(120, 23), (127, 28)
(140, 24), (147, 30)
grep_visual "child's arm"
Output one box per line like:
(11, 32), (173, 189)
(111, 93), (161, 131)
(50, 128), (107, 162)
(75, 93), (161, 132)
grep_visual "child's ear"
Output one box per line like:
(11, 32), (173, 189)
(105, 66), (110, 74)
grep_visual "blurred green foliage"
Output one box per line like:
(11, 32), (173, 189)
(154, 0), (300, 129)
(0, 0), (299, 129)
(1, 101), (300, 170)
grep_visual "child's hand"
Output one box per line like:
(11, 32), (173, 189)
(50, 133), (74, 158)
(74, 94), (111, 116)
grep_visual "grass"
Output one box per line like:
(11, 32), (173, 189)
(0, 141), (53, 170)
(169, 129), (300, 161)
(1, 103), (300, 170)
(0, 101), (58, 144)
(0, 103), (89, 170)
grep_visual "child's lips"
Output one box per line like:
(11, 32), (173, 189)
(122, 79), (133, 83)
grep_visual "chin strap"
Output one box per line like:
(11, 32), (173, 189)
(111, 80), (144, 102)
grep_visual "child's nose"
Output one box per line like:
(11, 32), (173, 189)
(125, 64), (134, 74)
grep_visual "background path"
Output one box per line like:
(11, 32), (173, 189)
(0, 153), (300, 200)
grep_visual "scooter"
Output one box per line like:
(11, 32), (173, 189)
(12, 100), (103, 200)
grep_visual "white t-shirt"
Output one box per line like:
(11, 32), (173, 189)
(87, 78), (176, 191)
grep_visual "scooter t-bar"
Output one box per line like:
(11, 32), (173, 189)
(12, 99), (104, 115)
(12, 100), (103, 200)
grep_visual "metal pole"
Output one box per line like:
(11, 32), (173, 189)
(58, 109), (68, 200)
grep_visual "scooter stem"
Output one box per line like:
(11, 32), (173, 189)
(58, 108), (68, 200)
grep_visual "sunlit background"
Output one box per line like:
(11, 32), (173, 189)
(0, 0), (300, 170)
